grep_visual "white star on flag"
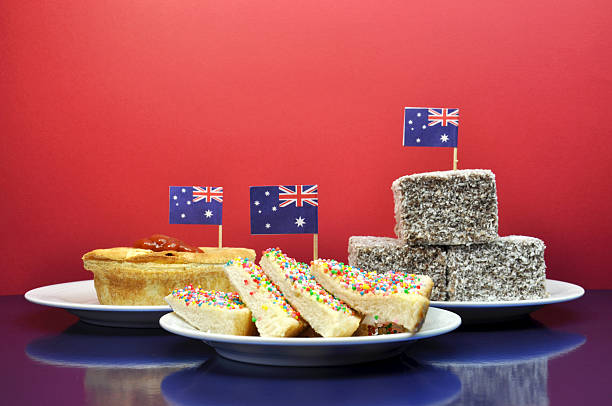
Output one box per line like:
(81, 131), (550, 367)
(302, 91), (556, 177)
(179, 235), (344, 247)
(170, 185), (223, 225)
(249, 184), (318, 234)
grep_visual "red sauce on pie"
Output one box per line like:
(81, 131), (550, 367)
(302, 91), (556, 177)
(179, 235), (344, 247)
(133, 234), (202, 253)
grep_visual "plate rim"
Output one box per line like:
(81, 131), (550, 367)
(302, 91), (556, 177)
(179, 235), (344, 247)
(159, 307), (462, 346)
(25, 278), (583, 312)
(24, 280), (171, 312)
(430, 279), (584, 308)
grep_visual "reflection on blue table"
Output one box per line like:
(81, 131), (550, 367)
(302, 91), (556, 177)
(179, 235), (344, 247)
(26, 321), (210, 367)
(406, 319), (586, 405)
(25, 321), (210, 406)
(161, 355), (462, 406)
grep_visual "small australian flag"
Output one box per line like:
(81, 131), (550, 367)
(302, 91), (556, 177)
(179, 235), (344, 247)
(169, 186), (223, 225)
(250, 185), (318, 235)
(403, 107), (459, 148)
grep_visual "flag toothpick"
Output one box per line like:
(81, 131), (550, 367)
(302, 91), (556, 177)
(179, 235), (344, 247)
(169, 186), (224, 247)
(249, 184), (319, 259)
(403, 107), (460, 171)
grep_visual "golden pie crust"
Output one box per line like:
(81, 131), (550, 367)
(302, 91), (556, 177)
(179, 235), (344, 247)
(82, 246), (256, 305)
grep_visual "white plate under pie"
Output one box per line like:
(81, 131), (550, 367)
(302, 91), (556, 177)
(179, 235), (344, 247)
(430, 279), (584, 323)
(159, 307), (461, 366)
(24, 280), (171, 328)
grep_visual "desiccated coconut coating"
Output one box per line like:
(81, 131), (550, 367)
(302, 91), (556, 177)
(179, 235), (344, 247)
(348, 236), (448, 300)
(446, 236), (548, 301)
(392, 169), (499, 245)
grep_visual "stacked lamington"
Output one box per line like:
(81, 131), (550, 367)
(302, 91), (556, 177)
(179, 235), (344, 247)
(349, 169), (547, 301)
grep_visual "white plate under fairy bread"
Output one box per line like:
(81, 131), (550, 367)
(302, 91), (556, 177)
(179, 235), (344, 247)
(159, 306), (461, 366)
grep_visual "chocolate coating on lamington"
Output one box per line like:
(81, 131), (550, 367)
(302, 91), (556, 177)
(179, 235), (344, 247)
(391, 169), (499, 245)
(348, 236), (447, 300)
(446, 236), (547, 301)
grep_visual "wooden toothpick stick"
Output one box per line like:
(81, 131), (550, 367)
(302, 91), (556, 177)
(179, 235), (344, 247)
(453, 147), (458, 170)
(218, 225), (223, 248)
(313, 233), (318, 261)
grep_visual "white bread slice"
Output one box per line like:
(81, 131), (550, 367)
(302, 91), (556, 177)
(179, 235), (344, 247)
(310, 259), (432, 335)
(164, 285), (255, 335)
(224, 257), (306, 337)
(259, 248), (361, 337)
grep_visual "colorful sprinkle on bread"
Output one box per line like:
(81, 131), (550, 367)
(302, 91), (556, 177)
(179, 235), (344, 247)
(165, 285), (255, 335)
(314, 259), (433, 298)
(224, 257), (306, 337)
(311, 259), (432, 335)
(169, 285), (247, 309)
(259, 248), (361, 337)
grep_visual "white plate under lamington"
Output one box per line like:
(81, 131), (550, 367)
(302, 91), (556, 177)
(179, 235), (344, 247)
(430, 279), (584, 323)
(159, 307), (461, 366)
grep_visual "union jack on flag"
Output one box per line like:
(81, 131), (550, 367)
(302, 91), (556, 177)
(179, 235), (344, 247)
(403, 107), (459, 148)
(192, 186), (224, 203)
(278, 185), (318, 207)
(427, 108), (459, 127)
(169, 186), (223, 225)
(250, 184), (318, 234)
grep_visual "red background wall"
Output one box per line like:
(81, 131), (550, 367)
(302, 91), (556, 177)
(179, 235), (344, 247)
(2, 1), (611, 295)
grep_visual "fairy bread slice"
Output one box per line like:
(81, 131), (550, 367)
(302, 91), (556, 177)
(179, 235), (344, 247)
(311, 259), (432, 335)
(224, 257), (306, 337)
(259, 248), (360, 337)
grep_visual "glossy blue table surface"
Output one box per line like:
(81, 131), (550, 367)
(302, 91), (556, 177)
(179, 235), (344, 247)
(3, 291), (611, 405)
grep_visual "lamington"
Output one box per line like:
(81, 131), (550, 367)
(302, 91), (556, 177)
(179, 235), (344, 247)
(164, 285), (255, 335)
(224, 257), (306, 337)
(391, 169), (498, 245)
(311, 259), (432, 335)
(259, 248), (361, 337)
(348, 236), (447, 300)
(446, 236), (547, 301)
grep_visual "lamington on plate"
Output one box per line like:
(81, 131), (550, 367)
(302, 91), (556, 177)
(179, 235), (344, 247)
(446, 236), (548, 301)
(391, 169), (498, 245)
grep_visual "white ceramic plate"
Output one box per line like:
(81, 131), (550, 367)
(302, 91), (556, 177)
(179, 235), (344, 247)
(159, 307), (461, 366)
(24, 280), (171, 328)
(430, 279), (584, 323)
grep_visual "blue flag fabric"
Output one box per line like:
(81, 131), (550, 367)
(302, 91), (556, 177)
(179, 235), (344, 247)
(250, 185), (318, 235)
(169, 186), (223, 225)
(403, 107), (459, 148)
